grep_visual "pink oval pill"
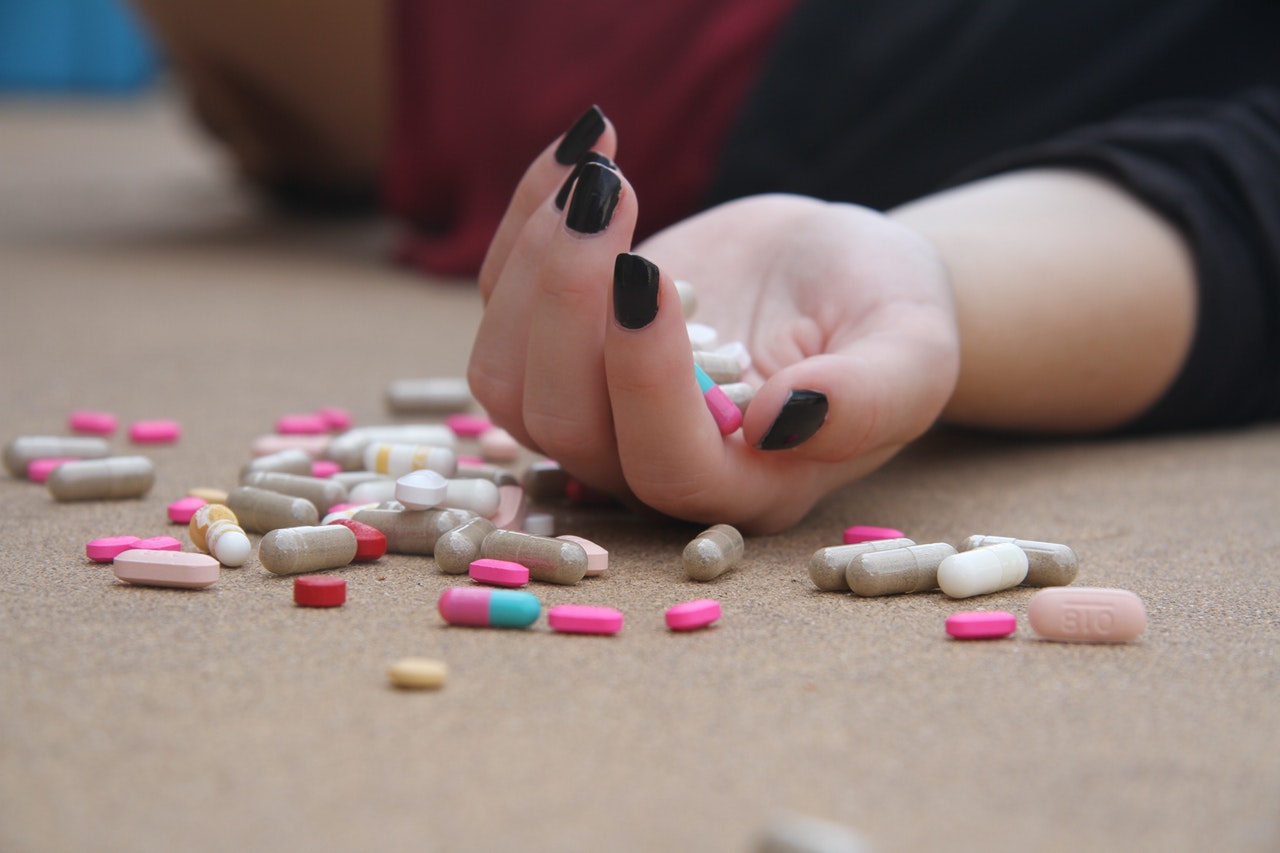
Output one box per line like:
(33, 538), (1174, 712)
(469, 557), (529, 587)
(311, 459), (342, 478)
(843, 525), (906, 545)
(315, 407), (353, 431)
(945, 610), (1017, 639)
(548, 604), (624, 635)
(113, 549), (219, 589)
(27, 457), (78, 483)
(276, 413), (329, 435)
(167, 496), (208, 524)
(68, 410), (118, 436)
(132, 536), (182, 552)
(665, 599), (722, 631)
(129, 419), (181, 444)
(445, 413), (493, 438)
(86, 535), (143, 563)
(1028, 587), (1147, 643)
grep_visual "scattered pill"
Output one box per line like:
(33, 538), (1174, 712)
(481, 529), (587, 585)
(227, 486), (320, 533)
(205, 519), (252, 567)
(250, 433), (331, 458)
(315, 406), (353, 431)
(521, 459), (569, 502)
(128, 419), (181, 444)
(242, 471), (348, 514)
(469, 558), (529, 587)
(846, 542), (955, 597)
(807, 538), (916, 592)
(453, 461), (520, 487)
(523, 512), (555, 537)
(946, 611), (1018, 639)
(47, 456), (155, 501)
(434, 517), (499, 574)
(718, 382), (756, 415)
(434, 477), (501, 516)
(329, 470), (391, 491)
(438, 586), (541, 628)
(242, 448), (315, 480)
(325, 424), (456, 470)
(961, 535), (1080, 587)
(276, 413), (329, 435)
(395, 469), (449, 509)
(683, 524), (744, 581)
(714, 340), (752, 373)
(695, 364), (743, 435)
(386, 377), (473, 413)
(665, 599), (722, 631)
(489, 483), (529, 530)
(112, 549), (218, 589)
(555, 535), (608, 576)
(937, 542), (1028, 599)
(692, 350), (742, 384)
(132, 536), (182, 552)
(1027, 587), (1147, 643)
(4, 435), (109, 477)
(68, 410), (117, 436)
(478, 426), (521, 463)
(564, 476), (617, 506)
(365, 442), (458, 479)
(259, 524), (358, 575)
(388, 657), (448, 689)
(167, 496), (207, 524)
(548, 604), (624, 635)
(445, 413), (492, 438)
(311, 459), (342, 478)
(756, 811), (873, 853)
(26, 457), (77, 483)
(353, 506), (477, 555)
(843, 525), (906, 545)
(188, 503), (238, 551)
(686, 322), (719, 351)
(187, 486), (228, 504)
(347, 479), (399, 505)
(86, 535), (143, 563)
(294, 575), (347, 607)
(326, 518), (387, 561)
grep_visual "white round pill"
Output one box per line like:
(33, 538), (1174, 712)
(395, 469), (449, 510)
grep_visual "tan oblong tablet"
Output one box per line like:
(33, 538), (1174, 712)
(1027, 587), (1147, 643)
(388, 657), (448, 690)
(112, 549), (220, 589)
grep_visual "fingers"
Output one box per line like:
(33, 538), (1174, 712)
(477, 106), (616, 302)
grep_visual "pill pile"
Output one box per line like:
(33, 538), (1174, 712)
(6, 386), (1148, 698)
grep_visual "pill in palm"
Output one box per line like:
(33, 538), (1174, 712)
(961, 535), (1079, 587)
(438, 586), (541, 628)
(694, 364), (743, 435)
(846, 542), (955, 597)
(1027, 587), (1147, 643)
(692, 350), (742, 384)
(683, 524), (744, 581)
(945, 611), (1018, 639)
(47, 456), (155, 501)
(937, 542), (1028, 599)
(665, 599), (722, 631)
(259, 525), (358, 575)
(548, 604), (624, 635)
(112, 549), (219, 589)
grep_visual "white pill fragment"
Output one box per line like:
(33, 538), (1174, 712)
(686, 322), (719, 351)
(673, 279), (698, 318)
(523, 512), (555, 536)
(937, 542), (1029, 599)
(714, 340), (752, 373)
(395, 470), (449, 510)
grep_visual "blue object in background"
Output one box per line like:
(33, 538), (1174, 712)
(0, 0), (159, 93)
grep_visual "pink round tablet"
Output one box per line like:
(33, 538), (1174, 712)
(132, 536), (183, 552)
(27, 457), (78, 483)
(469, 558), (529, 588)
(446, 413), (492, 438)
(129, 419), (181, 444)
(843, 525), (906, 545)
(548, 604), (624, 635)
(945, 610), (1018, 639)
(665, 599), (722, 631)
(68, 410), (118, 436)
(167, 496), (208, 524)
(315, 406), (353, 431)
(276, 413), (329, 435)
(86, 535), (143, 563)
(311, 459), (342, 478)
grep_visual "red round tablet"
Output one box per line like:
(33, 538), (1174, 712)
(294, 575), (346, 607)
(326, 518), (387, 561)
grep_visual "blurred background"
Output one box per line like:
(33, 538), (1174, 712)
(0, 0), (158, 95)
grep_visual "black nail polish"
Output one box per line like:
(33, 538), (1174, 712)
(757, 390), (828, 450)
(555, 152), (616, 211)
(554, 105), (606, 165)
(613, 253), (660, 330)
(565, 162), (621, 234)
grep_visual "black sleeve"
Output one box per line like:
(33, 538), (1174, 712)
(957, 88), (1280, 433)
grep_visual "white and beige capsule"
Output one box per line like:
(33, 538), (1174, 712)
(937, 542), (1029, 599)
(363, 441), (458, 479)
(961, 535), (1079, 587)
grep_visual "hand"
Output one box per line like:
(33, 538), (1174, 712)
(470, 123), (959, 533)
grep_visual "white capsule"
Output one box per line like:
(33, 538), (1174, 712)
(937, 542), (1029, 599)
(443, 478), (500, 517)
(686, 322), (719, 351)
(673, 279), (698, 318)
(348, 479), (399, 505)
(385, 377), (473, 413)
(714, 340), (752, 373)
(363, 441), (458, 478)
(961, 534), (1079, 587)
(325, 425), (456, 470)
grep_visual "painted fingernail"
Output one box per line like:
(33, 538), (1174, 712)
(613, 253), (660, 330)
(565, 162), (621, 234)
(757, 390), (828, 450)
(554, 105), (606, 165)
(555, 152), (616, 211)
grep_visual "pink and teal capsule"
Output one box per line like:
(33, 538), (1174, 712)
(437, 586), (541, 628)
(694, 364), (743, 435)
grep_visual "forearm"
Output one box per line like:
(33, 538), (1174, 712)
(890, 168), (1196, 433)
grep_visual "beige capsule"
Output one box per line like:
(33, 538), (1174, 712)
(434, 517), (498, 574)
(807, 538), (916, 592)
(961, 535), (1079, 587)
(47, 456), (155, 501)
(242, 471), (348, 515)
(683, 524), (744, 582)
(847, 542), (957, 597)
(481, 529), (587, 585)
(239, 448), (313, 480)
(387, 657), (448, 689)
(226, 486), (320, 534)
(259, 525), (358, 575)
(4, 435), (109, 477)
(353, 506), (477, 555)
